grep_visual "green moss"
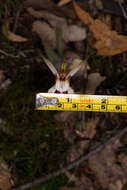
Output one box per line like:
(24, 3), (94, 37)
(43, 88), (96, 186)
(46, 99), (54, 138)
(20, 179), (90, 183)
(0, 67), (69, 188)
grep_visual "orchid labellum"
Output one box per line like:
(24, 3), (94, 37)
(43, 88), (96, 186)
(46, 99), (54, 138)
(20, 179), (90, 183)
(41, 55), (82, 94)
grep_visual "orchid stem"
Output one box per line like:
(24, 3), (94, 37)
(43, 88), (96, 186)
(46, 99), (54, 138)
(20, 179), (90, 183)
(82, 111), (86, 131)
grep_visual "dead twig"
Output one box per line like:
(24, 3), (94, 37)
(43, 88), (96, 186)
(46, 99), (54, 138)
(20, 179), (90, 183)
(116, 0), (127, 19)
(12, 127), (127, 190)
(0, 49), (18, 58)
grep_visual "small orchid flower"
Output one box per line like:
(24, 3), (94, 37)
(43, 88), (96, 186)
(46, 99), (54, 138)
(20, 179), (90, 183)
(42, 55), (82, 94)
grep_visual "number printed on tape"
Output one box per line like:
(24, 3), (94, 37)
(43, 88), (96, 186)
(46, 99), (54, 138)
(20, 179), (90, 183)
(36, 93), (127, 113)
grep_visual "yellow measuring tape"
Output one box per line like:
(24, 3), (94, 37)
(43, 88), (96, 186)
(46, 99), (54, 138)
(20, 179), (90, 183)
(36, 93), (127, 113)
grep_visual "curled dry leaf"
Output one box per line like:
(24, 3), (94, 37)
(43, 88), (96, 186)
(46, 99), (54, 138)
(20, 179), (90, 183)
(28, 8), (86, 44)
(88, 146), (127, 189)
(68, 25), (86, 42)
(69, 118), (99, 163)
(28, 8), (68, 44)
(2, 19), (28, 42)
(66, 58), (90, 80)
(32, 21), (56, 48)
(73, 0), (127, 56)
(85, 73), (105, 94)
(70, 58), (90, 72)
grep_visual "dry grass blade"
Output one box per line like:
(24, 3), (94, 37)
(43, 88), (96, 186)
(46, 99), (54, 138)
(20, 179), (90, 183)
(72, 0), (127, 56)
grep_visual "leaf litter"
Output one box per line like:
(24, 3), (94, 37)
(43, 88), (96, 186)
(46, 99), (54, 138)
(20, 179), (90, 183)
(28, 7), (86, 46)
(2, 18), (28, 42)
(73, 0), (127, 56)
(0, 158), (13, 190)
(57, 0), (72, 7)
(1, 0), (127, 190)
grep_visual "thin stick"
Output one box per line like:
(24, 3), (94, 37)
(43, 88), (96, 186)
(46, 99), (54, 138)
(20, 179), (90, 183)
(0, 49), (18, 58)
(12, 127), (127, 190)
(116, 0), (127, 19)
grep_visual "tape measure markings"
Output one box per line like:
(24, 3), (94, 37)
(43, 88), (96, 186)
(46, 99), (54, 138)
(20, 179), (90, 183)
(36, 93), (127, 113)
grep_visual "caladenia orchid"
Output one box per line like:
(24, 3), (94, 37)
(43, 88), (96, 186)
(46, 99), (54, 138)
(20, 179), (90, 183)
(41, 55), (82, 94)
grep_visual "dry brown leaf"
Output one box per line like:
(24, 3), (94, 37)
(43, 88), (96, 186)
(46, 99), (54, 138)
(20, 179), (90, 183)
(73, 0), (93, 25)
(27, 8), (65, 25)
(104, 14), (112, 26)
(57, 0), (71, 7)
(76, 175), (94, 190)
(68, 58), (90, 79)
(32, 21), (56, 48)
(28, 8), (86, 43)
(73, 0), (127, 56)
(2, 19), (28, 42)
(68, 25), (86, 41)
(28, 8), (69, 43)
(88, 145), (127, 189)
(75, 117), (99, 139)
(0, 159), (12, 190)
(85, 73), (105, 94)
(72, 118), (99, 162)
(95, 0), (103, 10)
(85, 117), (99, 139)
(25, 0), (76, 19)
